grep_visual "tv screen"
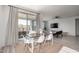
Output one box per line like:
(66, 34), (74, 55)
(50, 23), (58, 28)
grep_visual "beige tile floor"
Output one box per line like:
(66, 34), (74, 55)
(15, 42), (62, 53)
(54, 36), (79, 51)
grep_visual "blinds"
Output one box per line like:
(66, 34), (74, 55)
(18, 13), (27, 19)
(28, 14), (36, 20)
(18, 9), (37, 20)
(18, 12), (37, 20)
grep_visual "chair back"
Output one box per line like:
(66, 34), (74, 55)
(37, 34), (45, 43)
(46, 33), (53, 40)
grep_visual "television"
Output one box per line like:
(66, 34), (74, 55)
(50, 23), (58, 28)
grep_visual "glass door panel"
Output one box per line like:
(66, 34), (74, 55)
(18, 13), (27, 38)
(27, 14), (37, 32)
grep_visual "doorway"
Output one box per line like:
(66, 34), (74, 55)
(75, 19), (79, 36)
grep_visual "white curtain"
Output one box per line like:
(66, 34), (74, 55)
(5, 6), (18, 46)
(36, 13), (40, 33)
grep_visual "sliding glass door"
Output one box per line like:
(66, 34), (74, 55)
(18, 12), (37, 38)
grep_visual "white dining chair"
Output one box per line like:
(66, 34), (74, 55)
(34, 33), (45, 52)
(45, 31), (53, 45)
(23, 37), (34, 53)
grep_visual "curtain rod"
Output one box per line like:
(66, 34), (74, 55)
(8, 5), (40, 14)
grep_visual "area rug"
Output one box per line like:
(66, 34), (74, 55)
(59, 46), (78, 53)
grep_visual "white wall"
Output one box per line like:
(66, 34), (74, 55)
(0, 6), (10, 48)
(40, 15), (79, 36)
(48, 17), (76, 36)
(59, 17), (76, 36)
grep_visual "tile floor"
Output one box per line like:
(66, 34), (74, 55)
(1, 36), (79, 53)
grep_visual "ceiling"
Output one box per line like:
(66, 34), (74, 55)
(20, 5), (79, 18)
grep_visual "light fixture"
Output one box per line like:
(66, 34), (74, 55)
(54, 16), (60, 20)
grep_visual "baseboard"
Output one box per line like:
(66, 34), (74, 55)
(63, 35), (76, 37)
(75, 35), (79, 37)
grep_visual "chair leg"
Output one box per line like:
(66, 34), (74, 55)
(37, 44), (40, 52)
(47, 41), (49, 46)
(41, 42), (44, 48)
(24, 44), (26, 52)
(43, 41), (45, 47)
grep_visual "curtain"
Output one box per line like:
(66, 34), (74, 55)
(36, 13), (40, 33)
(5, 6), (18, 47)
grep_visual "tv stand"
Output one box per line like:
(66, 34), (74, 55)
(51, 28), (63, 37)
